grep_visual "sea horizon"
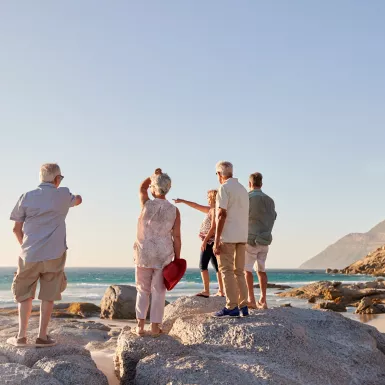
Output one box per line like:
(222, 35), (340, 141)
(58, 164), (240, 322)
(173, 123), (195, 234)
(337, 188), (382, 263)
(0, 267), (378, 310)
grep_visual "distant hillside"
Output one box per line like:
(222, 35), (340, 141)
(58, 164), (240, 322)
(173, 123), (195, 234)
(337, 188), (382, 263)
(299, 220), (385, 269)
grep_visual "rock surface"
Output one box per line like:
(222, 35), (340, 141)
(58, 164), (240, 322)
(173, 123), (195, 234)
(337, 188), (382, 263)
(300, 220), (385, 269)
(162, 295), (225, 331)
(0, 363), (62, 385)
(340, 246), (385, 276)
(0, 317), (114, 385)
(115, 296), (385, 385)
(355, 297), (385, 314)
(100, 285), (170, 320)
(253, 283), (292, 290)
(65, 303), (101, 318)
(278, 280), (385, 310)
(34, 354), (108, 385)
(312, 301), (347, 312)
(100, 285), (137, 319)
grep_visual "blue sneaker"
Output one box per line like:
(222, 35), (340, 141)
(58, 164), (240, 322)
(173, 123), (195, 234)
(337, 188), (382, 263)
(240, 306), (249, 317)
(213, 307), (240, 318)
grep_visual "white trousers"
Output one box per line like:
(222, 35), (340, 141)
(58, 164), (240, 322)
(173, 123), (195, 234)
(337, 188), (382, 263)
(135, 266), (166, 324)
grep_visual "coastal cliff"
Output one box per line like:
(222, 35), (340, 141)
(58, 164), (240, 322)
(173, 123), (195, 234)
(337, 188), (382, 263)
(340, 245), (385, 276)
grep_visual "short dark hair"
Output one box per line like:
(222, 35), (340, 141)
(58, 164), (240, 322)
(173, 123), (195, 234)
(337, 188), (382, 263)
(249, 172), (263, 188)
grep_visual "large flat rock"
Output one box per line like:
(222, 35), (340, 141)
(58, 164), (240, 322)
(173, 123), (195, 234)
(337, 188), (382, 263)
(115, 296), (385, 385)
(34, 354), (108, 385)
(0, 343), (90, 367)
(0, 363), (62, 385)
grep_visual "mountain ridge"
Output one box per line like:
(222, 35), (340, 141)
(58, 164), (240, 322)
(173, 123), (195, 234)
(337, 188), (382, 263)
(299, 220), (385, 269)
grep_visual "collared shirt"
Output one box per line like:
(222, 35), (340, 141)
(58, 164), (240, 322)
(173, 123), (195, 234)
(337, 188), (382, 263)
(216, 178), (249, 243)
(248, 189), (277, 246)
(10, 183), (77, 263)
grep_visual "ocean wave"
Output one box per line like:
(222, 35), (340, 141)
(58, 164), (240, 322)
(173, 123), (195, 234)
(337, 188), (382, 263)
(64, 293), (103, 300)
(70, 283), (123, 288)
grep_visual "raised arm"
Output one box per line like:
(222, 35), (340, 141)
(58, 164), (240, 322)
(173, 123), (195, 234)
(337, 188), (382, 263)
(140, 168), (162, 207)
(172, 199), (210, 214)
(139, 177), (151, 207)
(73, 195), (82, 206)
(172, 208), (181, 259)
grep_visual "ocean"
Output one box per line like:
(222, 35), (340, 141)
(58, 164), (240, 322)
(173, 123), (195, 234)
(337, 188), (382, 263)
(0, 267), (377, 311)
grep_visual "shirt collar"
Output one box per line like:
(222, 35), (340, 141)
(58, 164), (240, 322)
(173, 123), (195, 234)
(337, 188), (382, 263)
(38, 183), (56, 188)
(249, 188), (263, 196)
(223, 177), (238, 184)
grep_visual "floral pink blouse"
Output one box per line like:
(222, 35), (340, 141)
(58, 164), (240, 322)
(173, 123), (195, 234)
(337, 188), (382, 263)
(134, 199), (177, 269)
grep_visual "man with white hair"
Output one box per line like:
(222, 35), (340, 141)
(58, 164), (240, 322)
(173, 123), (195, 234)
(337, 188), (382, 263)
(213, 161), (249, 317)
(10, 163), (82, 346)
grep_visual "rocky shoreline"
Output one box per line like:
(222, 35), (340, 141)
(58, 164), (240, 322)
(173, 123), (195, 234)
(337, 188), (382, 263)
(326, 246), (385, 277)
(1, 283), (385, 384)
(114, 296), (385, 385)
(278, 279), (385, 314)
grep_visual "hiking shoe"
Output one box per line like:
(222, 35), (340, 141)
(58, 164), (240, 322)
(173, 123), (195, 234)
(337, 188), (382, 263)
(35, 335), (57, 347)
(240, 306), (249, 317)
(213, 307), (240, 318)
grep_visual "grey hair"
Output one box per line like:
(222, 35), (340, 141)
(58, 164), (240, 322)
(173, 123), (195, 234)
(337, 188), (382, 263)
(216, 161), (233, 177)
(151, 173), (172, 196)
(39, 163), (61, 183)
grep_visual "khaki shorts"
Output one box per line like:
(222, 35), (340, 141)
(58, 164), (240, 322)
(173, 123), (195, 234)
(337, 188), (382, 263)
(245, 244), (269, 273)
(12, 252), (67, 303)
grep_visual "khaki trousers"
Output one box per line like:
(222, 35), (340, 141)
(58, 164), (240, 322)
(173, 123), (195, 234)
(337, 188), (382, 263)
(217, 243), (248, 310)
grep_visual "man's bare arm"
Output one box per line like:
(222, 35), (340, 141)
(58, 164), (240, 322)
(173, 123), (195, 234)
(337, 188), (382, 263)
(13, 222), (24, 245)
(172, 208), (182, 259)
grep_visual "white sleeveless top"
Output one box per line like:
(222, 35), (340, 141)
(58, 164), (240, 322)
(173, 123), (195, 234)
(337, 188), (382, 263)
(133, 199), (177, 269)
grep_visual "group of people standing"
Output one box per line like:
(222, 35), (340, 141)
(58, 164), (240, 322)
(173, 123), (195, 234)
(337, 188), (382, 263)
(9, 161), (276, 345)
(133, 161), (276, 334)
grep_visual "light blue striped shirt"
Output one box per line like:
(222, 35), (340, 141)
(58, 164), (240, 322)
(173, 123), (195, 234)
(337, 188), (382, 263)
(10, 183), (77, 262)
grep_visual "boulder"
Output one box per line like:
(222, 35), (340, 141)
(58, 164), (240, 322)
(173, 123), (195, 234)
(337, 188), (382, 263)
(66, 303), (101, 318)
(48, 322), (111, 346)
(278, 280), (385, 308)
(115, 298), (385, 385)
(0, 343), (90, 367)
(312, 302), (347, 312)
(326, 268), (332, 274)
(34, 354), (108, 385)
(0, 363), (61, 385)
(341, 247), (385, 276)
(308, 296), (316, 304)
(253, 283), (292, 290)
(163, 295), (225, 331)
(355, 297), (385, 314)
(101, 285), (137, 319)
(100, 285), (170, 319)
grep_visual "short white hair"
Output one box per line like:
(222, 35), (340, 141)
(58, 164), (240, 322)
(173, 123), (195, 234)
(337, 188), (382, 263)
(39, 163), (61, 183)
(216, 161), (233, 177)
(151, 173), (172, 196)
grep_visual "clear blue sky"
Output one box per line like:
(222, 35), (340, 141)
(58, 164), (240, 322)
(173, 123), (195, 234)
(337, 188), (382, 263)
(1, 1), (384, 268)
